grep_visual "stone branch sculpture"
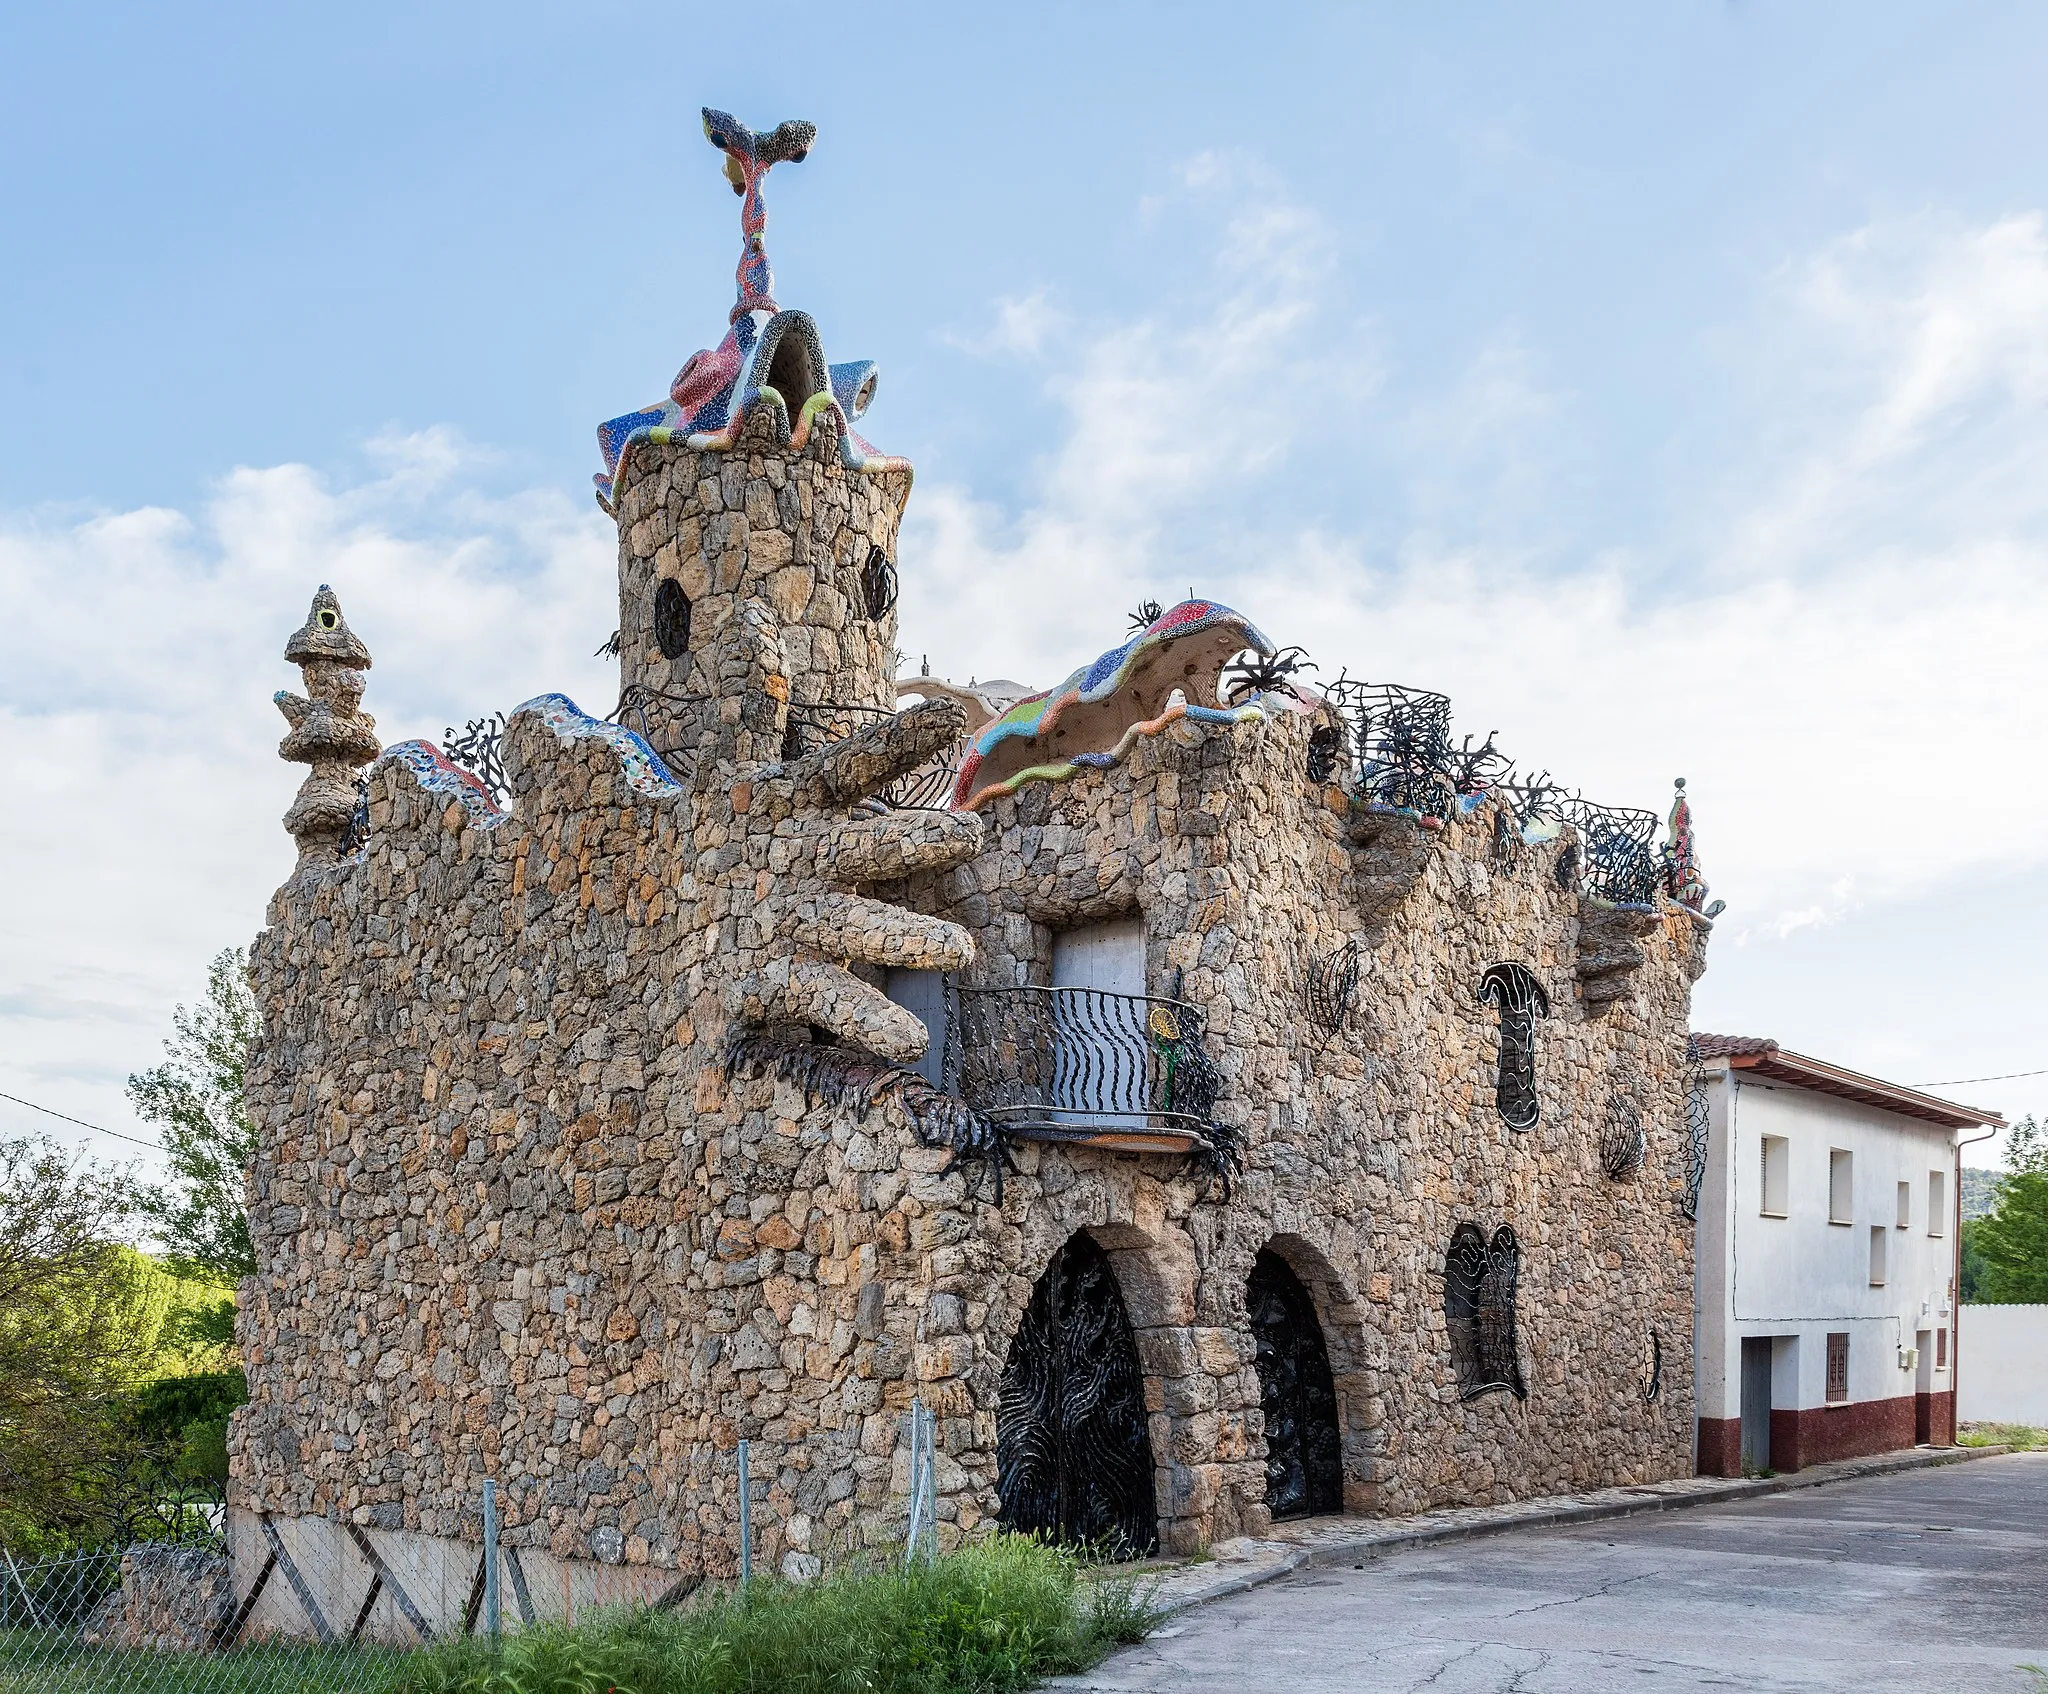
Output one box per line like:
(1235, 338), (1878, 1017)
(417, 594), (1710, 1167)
(274, 586), (379, 866)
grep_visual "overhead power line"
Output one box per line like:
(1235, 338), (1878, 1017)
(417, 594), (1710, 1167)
(1911, 1067), (2048, 1089)
(0, 1088), (164, 1152)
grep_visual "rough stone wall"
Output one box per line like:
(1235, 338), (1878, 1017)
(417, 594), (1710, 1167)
(611, 427), (909, 764)
(237, 420), (1708, 1602)
(885, 709), (1706, 1540)
(83, 1547), (234, 1652)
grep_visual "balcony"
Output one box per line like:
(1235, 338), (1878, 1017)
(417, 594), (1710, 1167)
(939, 984), (1226, 1157)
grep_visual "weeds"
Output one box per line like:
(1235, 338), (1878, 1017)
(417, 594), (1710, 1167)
(1957, 1422), (2048, 1452)
(401, 1534), (1158, 1694)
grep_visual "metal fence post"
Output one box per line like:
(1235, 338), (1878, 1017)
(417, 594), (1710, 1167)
(738, 1438), (752, 1586)
(483, 1477), (501, 1644)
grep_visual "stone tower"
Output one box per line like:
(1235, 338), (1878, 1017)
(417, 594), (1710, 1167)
(595, 109), (912, 769)
(273, 585), (378, 865)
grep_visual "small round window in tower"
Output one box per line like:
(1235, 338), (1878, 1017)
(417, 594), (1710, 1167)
(317, 608), (339, 631)
(860, 547), (898, 622)
(653, 579), (692, 661)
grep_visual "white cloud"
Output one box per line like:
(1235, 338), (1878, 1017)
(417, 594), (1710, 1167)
(9, 181), (2048, 1170)
(0, 431), (617, 1165)
(897, 195), (2048, 946)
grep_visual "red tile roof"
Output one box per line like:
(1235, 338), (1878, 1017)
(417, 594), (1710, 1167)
(1690, 1033), (1779, 1059)
(1690, 1033), (2003, 1130)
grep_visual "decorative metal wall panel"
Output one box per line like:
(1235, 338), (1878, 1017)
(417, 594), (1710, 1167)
(1246, 1250), (1342, 1520)
(1681, 1047), (1710, 1222)
(1553, 798), (1662, 905)
(1446, 1223), (1526, 1400)
(1600, 1094), (1646, 1180)
(653, 578), (693, 660)
(1304, 941), (1362, 1041)
(997, 1233), (1158, 1557)
(1478, 964), (1548, 1132)
(441, 714), (509, 806)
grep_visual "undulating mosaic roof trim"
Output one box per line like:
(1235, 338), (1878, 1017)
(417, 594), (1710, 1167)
(953, 599), (1305, 810)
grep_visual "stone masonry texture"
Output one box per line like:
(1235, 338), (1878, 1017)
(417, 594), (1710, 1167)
(236, 403), (1711, 1623)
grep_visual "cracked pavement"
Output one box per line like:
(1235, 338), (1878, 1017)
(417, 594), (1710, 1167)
(1053, 1453), (2048, 1692)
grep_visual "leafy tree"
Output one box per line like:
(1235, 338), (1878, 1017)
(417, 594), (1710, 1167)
(1972, 1115), (2048, 1304)
(1959, 1217), (1990, 1302)
(128, 947), (259, 1282)
(0, 1138), (149, 1547)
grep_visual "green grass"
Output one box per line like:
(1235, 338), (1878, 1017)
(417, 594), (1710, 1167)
(0, 1538), (1158, 1694)
(0, 1635), (414, 1693)
(1957, 1421), (2048, 1452)
(406, 1536), (1158, 1694)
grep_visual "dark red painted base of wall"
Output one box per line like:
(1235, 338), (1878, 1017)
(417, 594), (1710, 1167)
(1696, 1417), (1742, 1477)
(1696, 1392), (1953, 1475)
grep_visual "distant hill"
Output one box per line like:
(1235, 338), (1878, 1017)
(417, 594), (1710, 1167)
(1961, 1165), (2005, 1221)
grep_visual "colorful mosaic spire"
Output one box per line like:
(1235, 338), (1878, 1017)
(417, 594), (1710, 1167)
(592, 107), (907, 508)
(700, 108), (815, 320)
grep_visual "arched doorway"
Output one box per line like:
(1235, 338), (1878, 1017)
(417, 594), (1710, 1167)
(1247, 1248), (1342, 1519)
(997, 1232), (1159, 1556)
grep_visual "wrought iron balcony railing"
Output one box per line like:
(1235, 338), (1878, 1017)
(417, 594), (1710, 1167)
(942, 984), (1225, 1154)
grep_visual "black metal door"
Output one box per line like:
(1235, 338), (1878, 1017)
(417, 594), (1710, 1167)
(1247, 1250), (1343, 1519)
(997, 1232), (1158, 1556)
(1740, 1337), (1772, 1472)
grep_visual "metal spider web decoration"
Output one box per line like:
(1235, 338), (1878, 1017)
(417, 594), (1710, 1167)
(1445, 1223), (1526, 1401)
(441, 713), (509, 805)
(1478, 963), (1549, 1132)
(1600, 1092), (1647, 1180)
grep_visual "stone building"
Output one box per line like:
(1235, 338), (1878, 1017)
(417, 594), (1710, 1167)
(230, 110), (1717, 1635)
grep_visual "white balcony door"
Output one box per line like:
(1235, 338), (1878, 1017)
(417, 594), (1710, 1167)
(1049, 920), (1146, 1117)
(883, 968), (948, 1085)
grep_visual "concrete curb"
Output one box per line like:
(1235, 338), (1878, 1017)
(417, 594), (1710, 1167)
(1140, 1443), (2016, 1615)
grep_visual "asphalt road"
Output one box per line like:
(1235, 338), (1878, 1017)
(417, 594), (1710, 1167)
(1058, 1453), (2048, 1693)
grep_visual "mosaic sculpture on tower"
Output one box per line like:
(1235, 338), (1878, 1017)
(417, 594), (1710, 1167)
(593, 109), (905, 510)
(232, 104), (1718, 1644)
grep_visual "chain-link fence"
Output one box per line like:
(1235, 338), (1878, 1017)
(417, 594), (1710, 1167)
(0, 1404), (946, 1692)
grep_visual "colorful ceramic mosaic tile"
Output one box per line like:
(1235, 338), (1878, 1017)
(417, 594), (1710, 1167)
(953, 599), (1305, 810)
(593, 110), (907, 507)
(511, 693), (684, 799)
(379, 741), (506, 825)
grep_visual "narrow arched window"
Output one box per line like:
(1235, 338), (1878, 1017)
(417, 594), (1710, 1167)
(1445, 1223), (1526, 1400)
(653, 578), (692, 660)
(1478, 964), (1548, 1131)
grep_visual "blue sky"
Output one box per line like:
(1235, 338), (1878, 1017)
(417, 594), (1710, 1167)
(4, 2), (2047, 1168)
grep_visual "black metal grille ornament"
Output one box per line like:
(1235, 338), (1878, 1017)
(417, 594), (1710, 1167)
(997, 1233), (1158, 1557)
(1305, 723), (1342, 784)
(1644, 1330), (1664, 1403)
(1446, 1223), (1526, 1401)
(1600, 1094), (1647, 1180)
(1126, 598), (1165, 634)
(1247, 1250), (1342, 1520)
(860, 546), (898, 621)
(1304, 940), (1361, 1040)
(1554, 799), (1663, 905)
(1478, 964), (1548, 1132)
(340, 775), (371, 856)
(653, 578), (693, 661)
(441, 714), (509, 805)
(1681, 1042), (1710, 1221)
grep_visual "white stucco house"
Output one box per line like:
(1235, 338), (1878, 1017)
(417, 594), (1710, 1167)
(1690, 1035), (2003, 1474)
